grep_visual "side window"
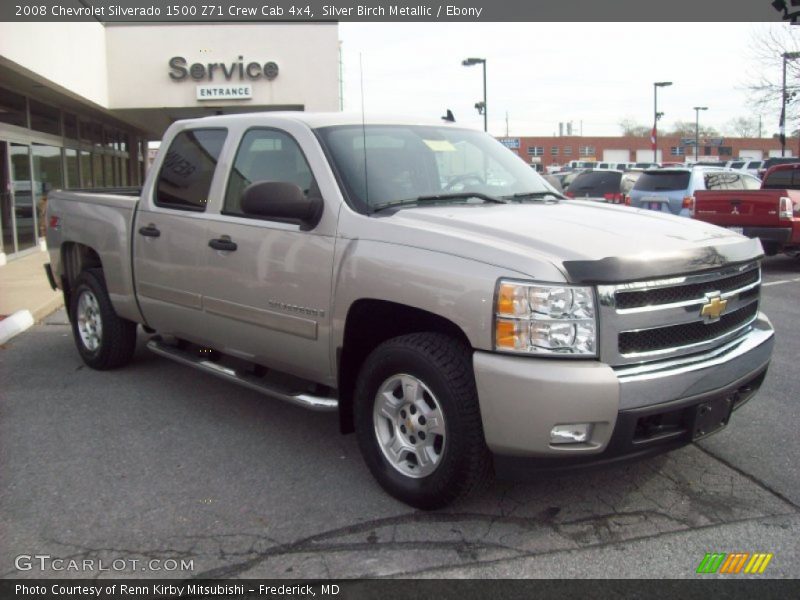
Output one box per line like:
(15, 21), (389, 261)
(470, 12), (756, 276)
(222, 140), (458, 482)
(155, 129), (227, 211)
(224, 128), (314, 216)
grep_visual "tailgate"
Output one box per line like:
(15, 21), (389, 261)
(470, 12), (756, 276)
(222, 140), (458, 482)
(694, 190), (784, 228)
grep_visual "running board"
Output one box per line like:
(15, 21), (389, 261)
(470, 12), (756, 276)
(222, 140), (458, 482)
(146, 338), (338, 412)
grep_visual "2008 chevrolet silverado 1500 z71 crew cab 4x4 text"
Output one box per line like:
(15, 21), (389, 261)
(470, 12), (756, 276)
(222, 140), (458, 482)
(44, 113), (774, 509)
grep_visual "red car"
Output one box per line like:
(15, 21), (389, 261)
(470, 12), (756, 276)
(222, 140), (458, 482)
(693, 163), (800, 257)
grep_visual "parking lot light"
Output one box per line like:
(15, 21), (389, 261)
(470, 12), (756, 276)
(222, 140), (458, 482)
(463, 57), (487, 132)
(694, 106), (708, 163)
(653, 81), (673, 163)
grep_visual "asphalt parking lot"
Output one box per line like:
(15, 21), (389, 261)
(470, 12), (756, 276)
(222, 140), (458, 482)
(1, 255), (799, 579)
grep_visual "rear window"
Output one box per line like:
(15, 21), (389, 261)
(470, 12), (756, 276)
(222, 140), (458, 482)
(632, 171), (690, 192)
(705, 172), (744, 190)
(566, 171), (622, 196)
(729, 161), (745, 169)
(763, 168), (800, 189)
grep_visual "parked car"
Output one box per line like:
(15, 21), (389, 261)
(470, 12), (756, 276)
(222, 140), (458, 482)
(552, 169), (584, 189)
(633, 162), (659, 169)
(44, 113), (774, 509)
(759, 156), (800, 178)
(725, 159), (764, 178)
(564, 169), (641, 204)
(693, 163), (800, 257)
(627, 167), (761, 216)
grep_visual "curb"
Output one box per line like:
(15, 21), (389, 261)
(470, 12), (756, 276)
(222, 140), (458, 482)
(31, 293), (65, 323)
(0, 310), (35, 345)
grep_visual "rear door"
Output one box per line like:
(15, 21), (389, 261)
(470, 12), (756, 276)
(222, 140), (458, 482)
(133, 128), (228, 338)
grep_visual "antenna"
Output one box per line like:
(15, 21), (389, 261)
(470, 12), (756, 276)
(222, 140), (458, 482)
(360, 53), (368, 206)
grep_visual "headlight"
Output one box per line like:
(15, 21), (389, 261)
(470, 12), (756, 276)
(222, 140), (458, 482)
(495, 280), (597, 356)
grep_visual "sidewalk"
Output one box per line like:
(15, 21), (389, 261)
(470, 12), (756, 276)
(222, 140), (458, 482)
(0, 249), (63, 322)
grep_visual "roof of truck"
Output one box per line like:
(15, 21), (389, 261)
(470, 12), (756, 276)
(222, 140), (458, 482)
(177, 112), (467, 129)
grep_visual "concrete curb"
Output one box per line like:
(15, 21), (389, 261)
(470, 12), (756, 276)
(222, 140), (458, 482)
(0, 310), (35, 345)
(31, 293), (65, 323)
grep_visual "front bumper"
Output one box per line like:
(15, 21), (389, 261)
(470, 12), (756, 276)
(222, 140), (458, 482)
(473, 312), (774, 459)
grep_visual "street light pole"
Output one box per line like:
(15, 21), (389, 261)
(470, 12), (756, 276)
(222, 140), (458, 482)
(693, 106), (708, 163)
(653, 81), (673, 163)
(462, 57), (487, 132)
(781, 52), (800, 157)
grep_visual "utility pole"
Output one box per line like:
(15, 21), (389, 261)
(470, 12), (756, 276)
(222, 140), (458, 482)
(505, 111), (509, 137)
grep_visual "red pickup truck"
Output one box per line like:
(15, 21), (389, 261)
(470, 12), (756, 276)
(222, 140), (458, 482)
(693, 163), (800, 257)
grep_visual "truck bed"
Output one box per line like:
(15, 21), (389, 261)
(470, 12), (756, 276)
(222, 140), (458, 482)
(693, 189), (800, 254)
(46, 189), (143, 323)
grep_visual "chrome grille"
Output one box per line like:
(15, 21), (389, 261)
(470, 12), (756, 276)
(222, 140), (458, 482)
(597, 262), (761, 366)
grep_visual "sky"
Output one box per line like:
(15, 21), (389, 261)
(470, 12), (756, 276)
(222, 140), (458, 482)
(338, 22), (795, 138)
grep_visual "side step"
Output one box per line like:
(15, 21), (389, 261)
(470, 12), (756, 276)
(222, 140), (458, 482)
(146, 338), (338, 412)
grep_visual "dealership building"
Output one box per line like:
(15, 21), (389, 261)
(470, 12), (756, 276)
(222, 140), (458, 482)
(0, 22), (340, 263)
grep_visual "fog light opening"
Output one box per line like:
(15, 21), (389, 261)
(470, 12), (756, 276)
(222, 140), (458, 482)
(550, 423), (593, 445)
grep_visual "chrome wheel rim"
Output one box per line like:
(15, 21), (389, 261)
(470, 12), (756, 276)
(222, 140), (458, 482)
(76, 290), (102, 352)
(373, 373), (446, 479)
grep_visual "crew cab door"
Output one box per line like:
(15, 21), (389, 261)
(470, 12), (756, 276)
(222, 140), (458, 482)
(133, 128), (228, 339)
(198, 126), (337, 384)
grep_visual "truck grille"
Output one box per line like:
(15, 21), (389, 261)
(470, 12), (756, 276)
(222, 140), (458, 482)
(618, 302), (759, 355)
(597, 262), (761, 365)
(615, 268), (760, 310)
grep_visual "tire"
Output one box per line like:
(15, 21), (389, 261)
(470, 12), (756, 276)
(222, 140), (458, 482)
(69, 269), (137, 370)
(354, 333), (492, 509)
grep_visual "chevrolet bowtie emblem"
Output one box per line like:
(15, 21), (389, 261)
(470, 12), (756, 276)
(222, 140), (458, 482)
(701, 295), (728, 322)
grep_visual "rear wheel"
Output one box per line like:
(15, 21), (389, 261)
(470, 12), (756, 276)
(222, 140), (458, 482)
(354, 333), (492, 509)
(69, 270), (137, 370)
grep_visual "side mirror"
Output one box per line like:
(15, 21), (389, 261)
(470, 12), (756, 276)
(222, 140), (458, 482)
(241, 181), (323, 229)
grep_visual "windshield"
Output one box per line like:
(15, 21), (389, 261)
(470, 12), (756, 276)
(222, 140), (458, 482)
(315, 124), (557, 212)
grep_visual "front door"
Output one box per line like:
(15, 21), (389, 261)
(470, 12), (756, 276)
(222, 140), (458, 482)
(199, 127), (336, 383)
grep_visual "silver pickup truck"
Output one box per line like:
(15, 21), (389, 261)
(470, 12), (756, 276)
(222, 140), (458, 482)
(45, 113), (774, 509)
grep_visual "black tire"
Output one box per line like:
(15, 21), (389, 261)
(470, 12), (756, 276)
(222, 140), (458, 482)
(69, 269), (137, 370)
(354, 333), (492, 509)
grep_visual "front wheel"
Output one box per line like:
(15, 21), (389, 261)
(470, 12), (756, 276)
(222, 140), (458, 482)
(354, 333), (492, 509)
(69, 270), (137, 370)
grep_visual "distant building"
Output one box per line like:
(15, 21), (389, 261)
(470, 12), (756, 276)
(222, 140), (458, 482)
(498, 135), (790, 168)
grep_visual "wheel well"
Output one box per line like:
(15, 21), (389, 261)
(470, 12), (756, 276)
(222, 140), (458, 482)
(60, 243), (103, 313)
(337, 299), (471, 434)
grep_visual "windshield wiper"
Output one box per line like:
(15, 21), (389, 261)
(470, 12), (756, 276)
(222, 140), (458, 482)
(371, 192), (508, 213)
(504, 191), (563, 201)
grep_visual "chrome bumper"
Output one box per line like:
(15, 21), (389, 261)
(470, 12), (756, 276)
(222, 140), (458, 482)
(473, 312), (774, 457)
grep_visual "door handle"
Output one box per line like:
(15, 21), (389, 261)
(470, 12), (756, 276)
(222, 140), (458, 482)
(208, 238), (238, 252)
(138, 225), (161, 238)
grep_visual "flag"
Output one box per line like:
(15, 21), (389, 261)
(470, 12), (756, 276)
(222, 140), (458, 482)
(779, 104), (786, 148)
(650, 125), (657, 150)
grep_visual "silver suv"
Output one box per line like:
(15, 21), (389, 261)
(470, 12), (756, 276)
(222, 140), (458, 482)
(628, 167), (761, 216)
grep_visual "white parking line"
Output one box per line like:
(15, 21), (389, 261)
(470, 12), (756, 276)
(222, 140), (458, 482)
(762, 277), (800, 287)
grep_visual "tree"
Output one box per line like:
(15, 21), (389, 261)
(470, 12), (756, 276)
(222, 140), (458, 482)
(746, 25), (800, 126)
(618, 118), (650, 137)
(668, 120), (720, 138)
(726, 116), (760, 138)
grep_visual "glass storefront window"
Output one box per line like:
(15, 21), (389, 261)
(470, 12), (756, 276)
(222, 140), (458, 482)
(104, 154), (114, 186)
(80, 151), (93, 188)
(93, 153), (103, 187)
(29, 100), (61, 136)
(32, 144), (64, 237)
(10, 144), (36, 252)
(0, 87), (27, 129)
(120, 158), (128, 186)
(65, 148), (79, 188)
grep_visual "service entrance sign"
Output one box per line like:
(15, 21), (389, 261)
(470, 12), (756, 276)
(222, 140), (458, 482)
(196, 84), (253, 100)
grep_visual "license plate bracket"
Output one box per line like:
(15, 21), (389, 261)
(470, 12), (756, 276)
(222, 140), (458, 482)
(692, 396), (734, 440)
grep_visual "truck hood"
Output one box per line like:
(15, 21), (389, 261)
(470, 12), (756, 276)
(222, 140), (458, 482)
(347, 200), (763, 283)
